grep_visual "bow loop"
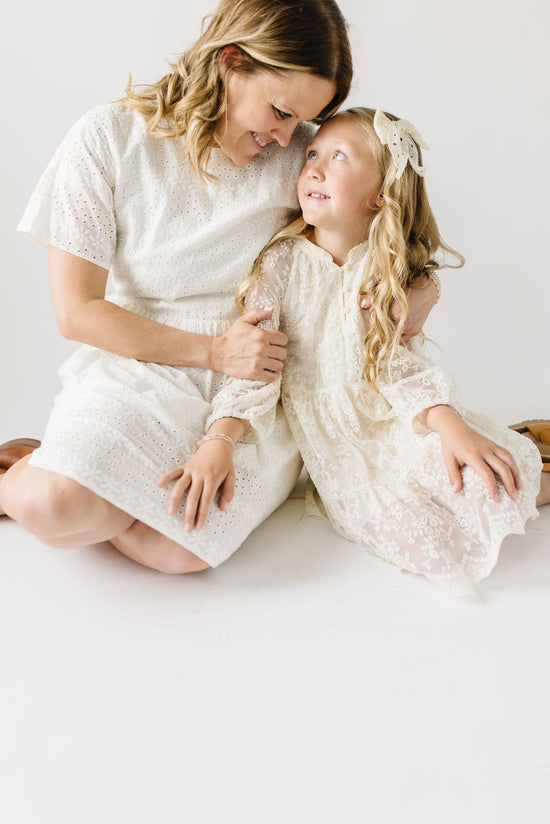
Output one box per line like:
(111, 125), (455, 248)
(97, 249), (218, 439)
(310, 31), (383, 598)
(373, 109), (429, 179)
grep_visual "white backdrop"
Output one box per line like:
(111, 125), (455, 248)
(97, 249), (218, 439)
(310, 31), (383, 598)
(2, 0), (548, 440)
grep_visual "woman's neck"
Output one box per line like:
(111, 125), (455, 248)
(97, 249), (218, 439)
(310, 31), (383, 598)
(310, 226), (369, 266)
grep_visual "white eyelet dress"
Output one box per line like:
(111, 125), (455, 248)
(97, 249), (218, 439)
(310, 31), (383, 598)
(18, 103), (313, 567)
(207, 237), (542, 595)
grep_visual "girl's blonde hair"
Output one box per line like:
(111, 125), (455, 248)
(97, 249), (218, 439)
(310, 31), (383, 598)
(237, 106), (464, 390)
(120, 0), (352, 181)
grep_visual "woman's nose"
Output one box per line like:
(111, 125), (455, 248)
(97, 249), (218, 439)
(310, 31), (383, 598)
(272, 119), (296, 148)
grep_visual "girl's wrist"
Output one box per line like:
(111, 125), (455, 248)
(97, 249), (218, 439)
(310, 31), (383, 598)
(196, 433), (234, 451)
(417, 404), (455, 431)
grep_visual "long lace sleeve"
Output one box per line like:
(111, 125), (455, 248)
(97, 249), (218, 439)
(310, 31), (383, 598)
(206, 240), (295, 442)
(377, 338), (462, 433)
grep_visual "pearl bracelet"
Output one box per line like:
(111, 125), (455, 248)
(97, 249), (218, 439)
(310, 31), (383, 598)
(196, 433), (235, 451)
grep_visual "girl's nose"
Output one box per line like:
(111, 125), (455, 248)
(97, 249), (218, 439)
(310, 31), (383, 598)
(308, 162), (325, 181)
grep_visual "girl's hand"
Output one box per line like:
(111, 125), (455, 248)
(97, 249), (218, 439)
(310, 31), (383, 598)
(422, 406), (521, 502)
(210, 308), (287, 381)
(157, 440), (235, 532)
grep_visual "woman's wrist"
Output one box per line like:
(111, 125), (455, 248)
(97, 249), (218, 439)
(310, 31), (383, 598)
(208, 334), (221, 372)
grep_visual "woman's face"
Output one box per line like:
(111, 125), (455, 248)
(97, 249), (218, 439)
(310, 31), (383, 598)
(214, 60), (337, 166)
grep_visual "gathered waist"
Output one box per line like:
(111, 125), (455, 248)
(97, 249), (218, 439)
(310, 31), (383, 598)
(108, 293), (240, 334)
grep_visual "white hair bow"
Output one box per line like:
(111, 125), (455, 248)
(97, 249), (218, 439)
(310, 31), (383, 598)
(373, 109), (429, 179)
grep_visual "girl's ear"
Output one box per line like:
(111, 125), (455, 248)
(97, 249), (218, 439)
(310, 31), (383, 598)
(376, 194), (384, 207)
(218, 45), (243, 76)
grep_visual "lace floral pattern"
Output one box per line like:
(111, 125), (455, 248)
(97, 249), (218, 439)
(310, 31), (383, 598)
(210, 237), (541, 594)
(19, 104), (312, 566)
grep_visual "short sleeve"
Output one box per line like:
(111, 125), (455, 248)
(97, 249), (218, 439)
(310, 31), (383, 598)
(17, 106), (117, 269)
(206, 239), (295, 442)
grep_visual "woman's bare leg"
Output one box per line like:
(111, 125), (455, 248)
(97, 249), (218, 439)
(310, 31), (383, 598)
(1, 455), (134, 540)
(1, 455), (209, 573)
(110, 520), (210, 573)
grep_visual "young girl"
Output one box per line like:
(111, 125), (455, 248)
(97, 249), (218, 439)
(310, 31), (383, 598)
(158, 107), (548, 595)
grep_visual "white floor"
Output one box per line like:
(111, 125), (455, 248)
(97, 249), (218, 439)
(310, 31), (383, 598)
(1, 475), (550, 824)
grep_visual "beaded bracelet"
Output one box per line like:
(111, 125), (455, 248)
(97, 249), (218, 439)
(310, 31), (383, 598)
(196, 433), (235, 451)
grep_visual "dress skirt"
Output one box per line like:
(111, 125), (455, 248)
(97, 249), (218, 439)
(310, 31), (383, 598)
(29, 299), (302, 567)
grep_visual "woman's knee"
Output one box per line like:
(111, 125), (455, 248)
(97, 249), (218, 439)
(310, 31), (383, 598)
(7, 468), (98, 535)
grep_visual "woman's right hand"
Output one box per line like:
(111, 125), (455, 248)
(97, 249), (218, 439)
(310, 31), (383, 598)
(210, 307), (287, 381)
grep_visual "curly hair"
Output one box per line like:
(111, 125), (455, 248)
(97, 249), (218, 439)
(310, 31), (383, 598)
(237, 107), (464, 389)
(120, 0), (352, 181)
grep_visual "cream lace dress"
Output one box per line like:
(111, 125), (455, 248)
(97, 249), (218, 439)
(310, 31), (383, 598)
(209, 237), (541, 595)
(18, 103), (314, 567)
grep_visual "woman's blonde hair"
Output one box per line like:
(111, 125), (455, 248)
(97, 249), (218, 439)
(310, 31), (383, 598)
(237, 106), (464, 389)
(120, 0), (352, 181)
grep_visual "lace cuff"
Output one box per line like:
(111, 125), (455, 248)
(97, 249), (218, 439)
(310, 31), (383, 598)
(378, 346), (461, 433)
(206, 377), (281, 443)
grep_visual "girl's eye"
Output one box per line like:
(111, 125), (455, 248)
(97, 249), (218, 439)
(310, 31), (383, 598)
(333, 150), (346, 160)
(273, 106), (292, 120)
(306, 149), (318, 160)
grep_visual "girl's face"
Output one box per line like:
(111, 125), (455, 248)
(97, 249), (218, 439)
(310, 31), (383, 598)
(214, 57), (337, 166)
(298, 115), (383, 241)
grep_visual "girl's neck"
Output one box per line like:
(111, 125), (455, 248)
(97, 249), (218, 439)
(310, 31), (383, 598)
(310, 226), (369, 267)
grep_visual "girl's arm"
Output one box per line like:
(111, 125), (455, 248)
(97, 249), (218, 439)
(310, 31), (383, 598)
(48, 246), (287, 378)
(157, 417), (250, 532)
(416, 404), (521, 501)
(156, 240), (294, 531)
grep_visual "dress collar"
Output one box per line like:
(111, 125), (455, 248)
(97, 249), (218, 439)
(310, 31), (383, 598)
(296, 235), (369, 269)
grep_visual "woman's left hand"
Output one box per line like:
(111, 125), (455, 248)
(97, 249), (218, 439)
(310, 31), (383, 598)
(423, 406), (522, 501)
(361, 275), (438, 343)
(157, 440), (235, 532)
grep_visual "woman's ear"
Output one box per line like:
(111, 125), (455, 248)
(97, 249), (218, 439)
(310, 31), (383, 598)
(218, 45), (243, 76)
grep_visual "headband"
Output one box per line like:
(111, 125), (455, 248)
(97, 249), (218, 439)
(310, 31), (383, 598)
(373, 109), (429, 179)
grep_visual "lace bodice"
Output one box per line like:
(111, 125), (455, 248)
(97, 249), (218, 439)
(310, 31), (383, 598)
(209, 236), (460, 438)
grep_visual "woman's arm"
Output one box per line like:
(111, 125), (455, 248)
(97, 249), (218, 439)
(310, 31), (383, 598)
(416, 404), (521, 501)
(49, 246), (288, 378)
(360, 274), (438, 343)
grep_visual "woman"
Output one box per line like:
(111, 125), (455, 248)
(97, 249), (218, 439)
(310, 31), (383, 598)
(0, 0), (436, 573)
